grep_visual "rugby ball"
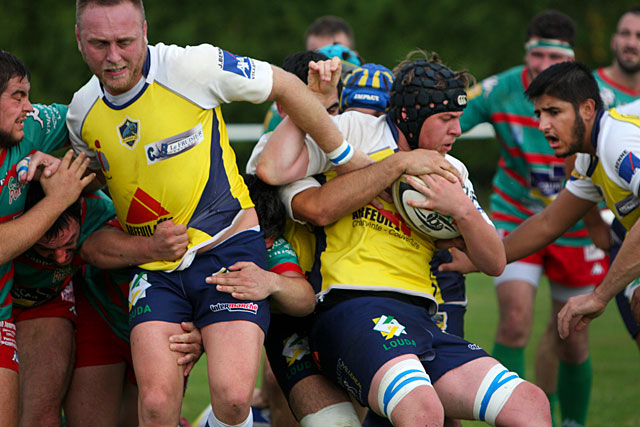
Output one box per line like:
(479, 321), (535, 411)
(392, 174), (461, 239)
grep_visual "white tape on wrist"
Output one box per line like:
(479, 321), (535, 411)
(327, 139), (354, 166)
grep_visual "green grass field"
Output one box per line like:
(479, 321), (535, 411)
(181, 273), (640, 426)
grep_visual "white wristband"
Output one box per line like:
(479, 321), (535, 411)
(327, 139), (354, 166)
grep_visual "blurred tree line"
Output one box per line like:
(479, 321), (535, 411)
(0, 0), (636, 192)
(1, 0), (634, 119)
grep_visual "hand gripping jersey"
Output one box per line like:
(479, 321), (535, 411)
(594, 68), (640, 109)
(460, 66), (589, 246)
(11, 190), (116, 307)
(67, 43), (274, 271)
(567, 108), (640, 232)
(277, 113), (492, 311)
(0, 104), (68, 320)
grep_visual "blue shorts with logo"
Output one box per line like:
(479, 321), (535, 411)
(310, 295), (488, 407)
(265, 313), (320, 399)
(128, 230), (270, 333)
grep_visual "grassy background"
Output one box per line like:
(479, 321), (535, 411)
(180, 273), (640, 426)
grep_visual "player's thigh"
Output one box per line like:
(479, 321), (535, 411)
(0, 367), (18, 427)
(64, 363), (127, 427)
(202, 320), (264, 399)
(130, 320), (186, 396)
(16, 317), (75, 403)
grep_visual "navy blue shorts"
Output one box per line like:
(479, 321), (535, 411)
(264, 313), (320, 399)
(432, 304), (466, 338)
(128, 230), (270, 333)
(310, 295), (488, 406)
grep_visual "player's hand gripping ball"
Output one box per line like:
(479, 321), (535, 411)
(392, 174), (469, 239)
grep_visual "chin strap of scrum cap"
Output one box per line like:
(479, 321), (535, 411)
(388, 60), (468, 150)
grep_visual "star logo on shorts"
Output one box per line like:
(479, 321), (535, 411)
(372, 315), (407, 340)
(129, 273), (152, 310)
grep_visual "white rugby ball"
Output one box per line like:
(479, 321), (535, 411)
(392, 174), (461, 239)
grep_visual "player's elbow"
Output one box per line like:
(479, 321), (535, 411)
(483, 254), (506, 277)
(294, 298), (316, 317)
(302, 204), (341, 227)
(481, 245), (506, 277)
(256, 158), (286, 186)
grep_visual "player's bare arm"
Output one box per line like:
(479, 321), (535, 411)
(503, 190), (595, 262)
(291, 149), (460, 226)
(268, 66), (363, 167)
(439, 190), (595, 274)
(80, 219), (189, 269)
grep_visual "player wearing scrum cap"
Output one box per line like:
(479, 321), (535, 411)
(255, 51), (550, 426)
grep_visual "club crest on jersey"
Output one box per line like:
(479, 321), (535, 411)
(129, 273), (152, 310)
(372, 315), (407, 340)
(220, 50), (255, 79)
(117, 116), (141, 149)
(282, 333), (310, 366)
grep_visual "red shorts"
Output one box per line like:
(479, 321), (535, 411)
(12, 282), (77, 324)
(74, 287), (135, 384)
(0, 320), (19, 372)
(499, 229), (609, 288)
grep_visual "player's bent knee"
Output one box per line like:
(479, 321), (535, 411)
(377, 358), (432, 420)
(473, 363), (524, 426)
(299, 402), (361, 427)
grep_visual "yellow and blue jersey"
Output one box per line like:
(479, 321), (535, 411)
(67, 43), (274, 271)
(568, 108), (640, 233)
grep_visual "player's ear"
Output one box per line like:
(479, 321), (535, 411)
(276, 102), (286, 118)
(579, 98), (596, 121)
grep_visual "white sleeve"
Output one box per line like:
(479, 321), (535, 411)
(154, 43), (273, 108)
(66, 78), (102, 170)
(278, 177), (321, 223)
(565, 153), (603, 203)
